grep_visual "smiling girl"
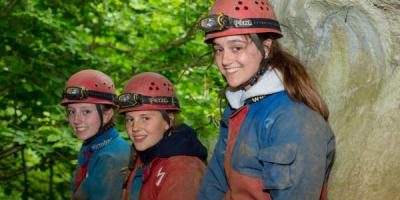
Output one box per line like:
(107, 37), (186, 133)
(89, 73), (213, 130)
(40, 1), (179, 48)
(119, 72), (207, 200)
(61, 69), (130, 199)
(197, 0), (336, 199)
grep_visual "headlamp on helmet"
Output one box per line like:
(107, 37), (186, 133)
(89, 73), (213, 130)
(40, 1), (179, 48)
(117, 93), (179, 109)
(62, 87), (115, 102)
(118, 93), (142, 108)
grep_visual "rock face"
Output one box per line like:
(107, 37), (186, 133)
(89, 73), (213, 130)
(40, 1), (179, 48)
(270, 0), (400, 199)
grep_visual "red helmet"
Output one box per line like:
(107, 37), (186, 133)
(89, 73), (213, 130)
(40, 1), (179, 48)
(61, 69), (116, 106)
(118, 72), (180, 113)
(199, 0), (283, 42)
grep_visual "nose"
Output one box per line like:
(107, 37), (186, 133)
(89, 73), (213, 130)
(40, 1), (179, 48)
(221, 50), (234, 67)
(72, 112), (83, 124)
(129, 119), (141, 133)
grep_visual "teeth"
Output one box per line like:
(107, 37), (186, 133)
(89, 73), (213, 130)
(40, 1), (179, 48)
(76, 127), (86, 132)
(225, 67), (240, 73)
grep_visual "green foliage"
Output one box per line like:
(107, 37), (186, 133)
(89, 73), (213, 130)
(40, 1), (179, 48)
(0, 0), (223, 199)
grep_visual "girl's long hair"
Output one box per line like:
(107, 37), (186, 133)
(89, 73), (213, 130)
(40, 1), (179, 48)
(263, 35), (330, 120)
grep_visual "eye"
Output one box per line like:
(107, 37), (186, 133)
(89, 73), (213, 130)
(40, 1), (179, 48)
(213, 46), (223, 55)
(232, 46), (243, 53)
(125, 117), (134, 123)
(142, 116), (150, 121)
(67, 110), (75, 116)
(83, 109), (91, 115)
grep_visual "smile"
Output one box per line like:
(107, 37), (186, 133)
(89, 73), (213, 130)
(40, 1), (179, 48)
(75, 127), (86, 132)
(133, 135), (147, 142)
(224, 67), (241, 73)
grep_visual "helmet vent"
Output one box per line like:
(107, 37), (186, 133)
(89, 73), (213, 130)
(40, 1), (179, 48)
(151, 82), (155, 85)
(235, 1), (249, 11)
(255, 1), (259, 4)
(156, 87), (159, 90)
(95, 83), (99, 87)
(149, 87), (153, 90)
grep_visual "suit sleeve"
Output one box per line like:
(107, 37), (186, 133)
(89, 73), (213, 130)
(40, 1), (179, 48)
(257, 105), (335, 200)
(196, 118), (229, 200)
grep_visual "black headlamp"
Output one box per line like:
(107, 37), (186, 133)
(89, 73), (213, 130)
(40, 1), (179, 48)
(117, 93), (142, 108)
(198, 13), (281, 34)
(117, 93), (180, 109)
(62, 87), (115, 101)
(63, 87), (89, 100)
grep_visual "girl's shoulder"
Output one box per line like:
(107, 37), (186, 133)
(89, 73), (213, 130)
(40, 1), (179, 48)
(102, 134), (130, 151)
(93, 136), (131, 161)
(161, 156), (206, 173)
(252, 91), (328, 124)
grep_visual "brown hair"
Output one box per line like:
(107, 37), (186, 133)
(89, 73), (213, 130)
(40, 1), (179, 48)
(99, 104), (116, 128)
(264, 37), (329, 120)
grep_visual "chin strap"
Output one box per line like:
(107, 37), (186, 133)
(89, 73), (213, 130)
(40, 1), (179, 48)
(84, 104), (106, 144)
(237, 34), (268, 90)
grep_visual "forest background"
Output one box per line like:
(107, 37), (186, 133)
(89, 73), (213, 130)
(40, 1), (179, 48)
(0, 0), (222, 199)
(1, 0), (400, 199)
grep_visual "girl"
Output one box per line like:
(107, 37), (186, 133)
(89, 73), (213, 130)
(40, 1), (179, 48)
(61, 69), (130, 199)
(197, 0), (336, 199)
(119, 72), (207, 200)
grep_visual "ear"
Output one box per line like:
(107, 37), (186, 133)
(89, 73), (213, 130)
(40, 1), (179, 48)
(262, 38), (272, 59)
(103, 108), (114, 124)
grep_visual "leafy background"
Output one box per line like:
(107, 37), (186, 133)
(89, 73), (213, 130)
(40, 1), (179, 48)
(0, 0), (224, 199)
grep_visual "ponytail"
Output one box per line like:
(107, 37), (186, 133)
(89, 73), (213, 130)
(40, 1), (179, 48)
(265, 37), (329, 120)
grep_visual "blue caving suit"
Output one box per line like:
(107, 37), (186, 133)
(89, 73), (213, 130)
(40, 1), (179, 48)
(72, 127), (131, 200)
(197, 69), (336, 200)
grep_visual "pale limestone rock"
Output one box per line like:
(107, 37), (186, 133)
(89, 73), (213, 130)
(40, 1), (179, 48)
(270, 0), (400, 199)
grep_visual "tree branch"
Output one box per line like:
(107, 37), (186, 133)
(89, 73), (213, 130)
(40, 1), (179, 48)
(0, 144), (24, 160)
(0, 164), (42, 181)
(90, 43), (132, 53)
(176, 51), (213, 81)
(150, 22), (198, 54)
(136, 22), (200, 69)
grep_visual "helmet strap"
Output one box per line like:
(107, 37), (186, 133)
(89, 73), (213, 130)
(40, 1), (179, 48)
(237, 34), (268, 90)
(96, 104), (104, 134)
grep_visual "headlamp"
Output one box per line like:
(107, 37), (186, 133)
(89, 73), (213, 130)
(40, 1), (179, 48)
(198, 13), (229, 33)
(117, 93), (180, 109)
(117, 93), (142, 108)
(63, 87), (89, 100)
(62, 87), (115, 101)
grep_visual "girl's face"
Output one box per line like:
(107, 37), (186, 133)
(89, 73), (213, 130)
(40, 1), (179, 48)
(67, 103), (112, 140)
(125, 110), (170, 151)
(213, 35), (271, 90)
